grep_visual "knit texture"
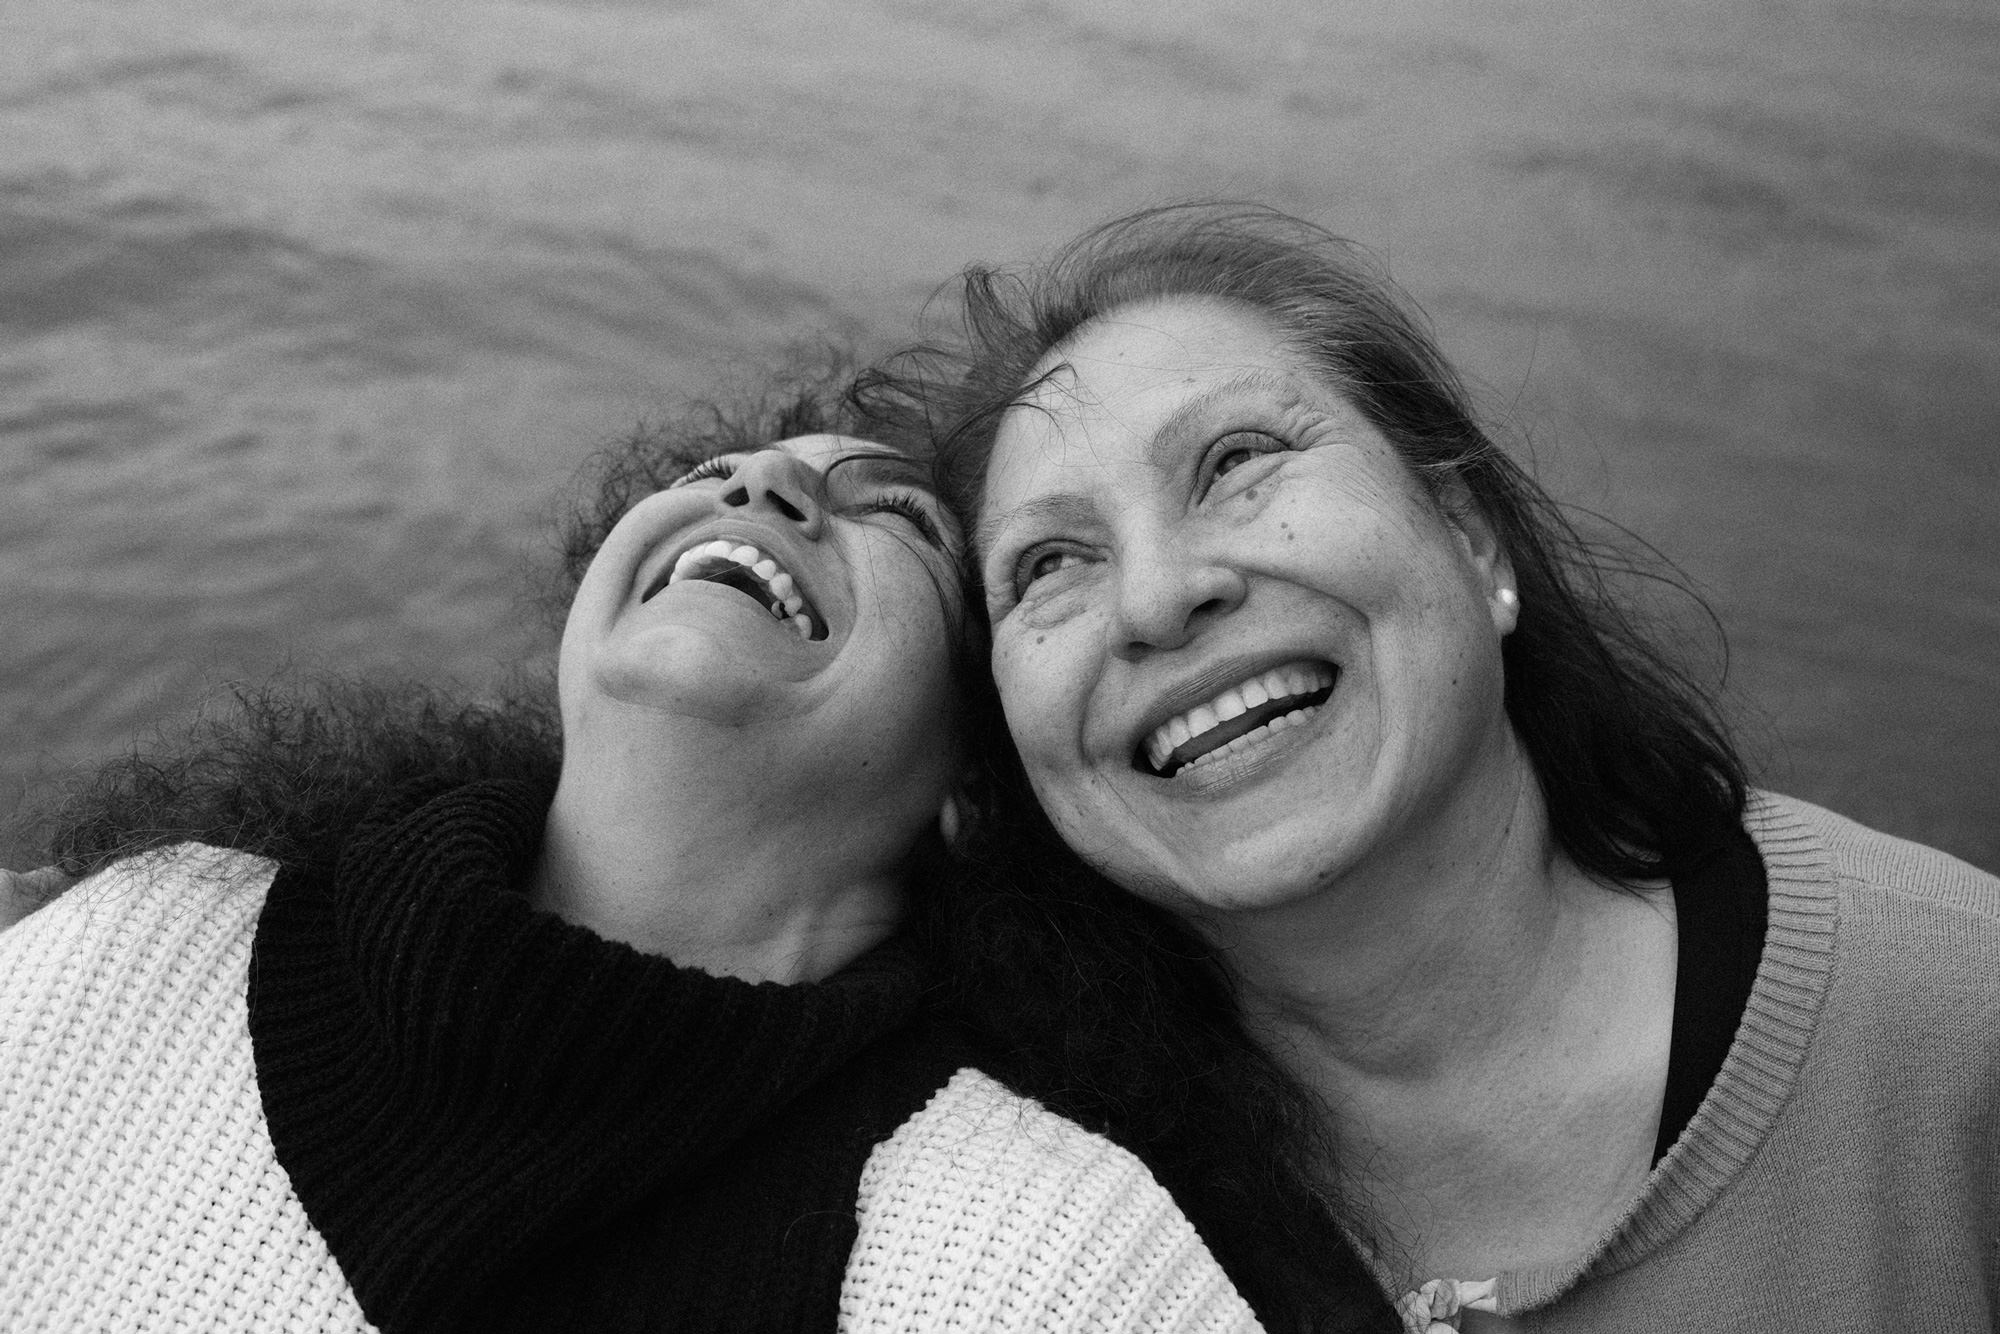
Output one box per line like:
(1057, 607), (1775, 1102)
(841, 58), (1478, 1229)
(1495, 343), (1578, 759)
(1492, 792), (2000, 1331)
(4, 780), (1264, 1332)
(248, 776), (970, 1332)
(846, 1068), (1262, 1332)
(0, 845), (372, 1333)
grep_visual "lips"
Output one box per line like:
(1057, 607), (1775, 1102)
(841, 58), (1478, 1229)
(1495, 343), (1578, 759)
(1139, 661), (1337, 777)
(642, 538), (827, 641)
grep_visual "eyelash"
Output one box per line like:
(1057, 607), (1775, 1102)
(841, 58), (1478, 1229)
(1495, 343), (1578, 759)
(1007, 547), (1083, 600)
(999, 429), (1289, 604)
(1207, 430), (1287, 486)
(863, 492), (948, 548)
(672, 455), (741, 487)
(674, 457), (945, 547)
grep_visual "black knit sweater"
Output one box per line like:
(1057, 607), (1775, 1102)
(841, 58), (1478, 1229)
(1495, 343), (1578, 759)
(247, 777), (974, 1333)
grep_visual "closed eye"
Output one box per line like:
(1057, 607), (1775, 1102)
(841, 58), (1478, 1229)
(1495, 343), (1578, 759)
(860, 491), (950, 549)
(670, 454), (745, 487)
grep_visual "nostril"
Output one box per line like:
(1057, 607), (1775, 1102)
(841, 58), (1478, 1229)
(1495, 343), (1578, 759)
(723, 483), (807, 523)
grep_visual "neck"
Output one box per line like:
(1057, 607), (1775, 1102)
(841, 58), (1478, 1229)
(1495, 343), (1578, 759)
(528, 706), (911, 984)
(1213, 750), (1574, 1069)
(1206, 737), (1677, 1276)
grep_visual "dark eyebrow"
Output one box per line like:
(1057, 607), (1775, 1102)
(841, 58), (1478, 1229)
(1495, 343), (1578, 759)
(976, 369), (1313, 556)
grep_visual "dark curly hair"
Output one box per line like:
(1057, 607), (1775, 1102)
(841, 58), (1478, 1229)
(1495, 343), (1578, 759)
(17, 348), (1396, 1331)
(26, 359), (930, 883)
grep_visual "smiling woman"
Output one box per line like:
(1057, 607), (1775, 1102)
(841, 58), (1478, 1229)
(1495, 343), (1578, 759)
(930, 205), (2000, 1333)
(0, 366), (1263, 1333)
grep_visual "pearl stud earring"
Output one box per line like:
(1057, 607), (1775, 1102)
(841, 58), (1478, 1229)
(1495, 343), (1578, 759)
(1496, 587), (1520, 613)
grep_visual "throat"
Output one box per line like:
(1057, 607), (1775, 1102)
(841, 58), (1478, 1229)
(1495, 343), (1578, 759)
(535, 758), (911, 984)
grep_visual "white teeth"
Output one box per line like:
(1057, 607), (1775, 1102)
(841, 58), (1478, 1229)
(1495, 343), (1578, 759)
(669, 543), (714, 582)
(1179, 705), (1321, 774)
(660, 538), (819, 639)
(1142, 662), (1336, 776)
(669, 539), (740, 584)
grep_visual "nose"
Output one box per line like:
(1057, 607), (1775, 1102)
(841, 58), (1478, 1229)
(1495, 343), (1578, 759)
(1109, 529), (1246, 660)
(721, 450), (826, 538)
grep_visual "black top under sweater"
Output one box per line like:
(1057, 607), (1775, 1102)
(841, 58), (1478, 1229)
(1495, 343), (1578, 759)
(1653, 820), (1770, 1164)
(247, 777), (975, 1334)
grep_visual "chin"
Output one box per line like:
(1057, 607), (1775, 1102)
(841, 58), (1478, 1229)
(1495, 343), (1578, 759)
(587, 640), (771, 723)
(1148, 820), (1377, 917)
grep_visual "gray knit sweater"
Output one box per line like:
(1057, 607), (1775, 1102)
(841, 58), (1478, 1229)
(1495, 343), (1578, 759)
(1484, 792), (2000, 1331)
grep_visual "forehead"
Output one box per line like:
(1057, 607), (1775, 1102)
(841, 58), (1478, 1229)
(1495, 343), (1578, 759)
(755, 432), (927, 488)
(986, 297), (1312, 499)
(764, 431), (881, 470)
(1025, 296), (1301, 401)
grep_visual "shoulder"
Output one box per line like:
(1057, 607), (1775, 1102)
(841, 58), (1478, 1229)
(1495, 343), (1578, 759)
(1748, 790), (2000, 922)
(0, 843), (278, 969)
(0, 866), (70, 931)
(0, 842), (372, 1332)
(843, 1067), (1263, 1333)
(1748, 792), (2000, 1060)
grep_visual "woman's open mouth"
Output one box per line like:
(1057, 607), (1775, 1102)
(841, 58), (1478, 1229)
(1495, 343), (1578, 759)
(1137, 661), (1337, 777)
(643, 539), (827, 641)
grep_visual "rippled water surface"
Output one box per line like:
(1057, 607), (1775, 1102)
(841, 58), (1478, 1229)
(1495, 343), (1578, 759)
(3, 0), (1995, 868)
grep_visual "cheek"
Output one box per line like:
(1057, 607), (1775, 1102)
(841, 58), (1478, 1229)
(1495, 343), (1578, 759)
(991, 626), (1078, 763)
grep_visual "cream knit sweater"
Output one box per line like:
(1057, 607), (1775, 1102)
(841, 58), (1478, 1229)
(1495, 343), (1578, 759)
(0, 846), (1259, 1334)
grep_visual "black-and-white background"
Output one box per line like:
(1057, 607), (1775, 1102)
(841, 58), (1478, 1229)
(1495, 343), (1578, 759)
(3, 0), (1994, 869)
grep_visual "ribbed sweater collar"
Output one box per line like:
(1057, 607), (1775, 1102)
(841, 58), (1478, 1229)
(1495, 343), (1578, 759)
(1497, 791), (1841, 1311)
(248, 776), (929, 1333)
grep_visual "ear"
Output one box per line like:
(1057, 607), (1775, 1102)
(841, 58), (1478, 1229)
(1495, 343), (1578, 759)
(1437, 476), (1519, 636)
(937, 757), (991, 852)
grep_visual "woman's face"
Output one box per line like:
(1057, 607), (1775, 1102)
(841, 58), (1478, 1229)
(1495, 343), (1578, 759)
(978, 297), (1518, 915)
(561, 432), (964, 818)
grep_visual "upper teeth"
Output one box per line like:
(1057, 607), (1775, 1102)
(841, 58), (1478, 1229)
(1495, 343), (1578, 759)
(1144, 662), (1336, 774)
(664, 539), (816, 640)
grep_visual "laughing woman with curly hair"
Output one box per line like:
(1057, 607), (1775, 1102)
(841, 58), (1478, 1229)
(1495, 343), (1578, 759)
(0, 366), (1279, 1334)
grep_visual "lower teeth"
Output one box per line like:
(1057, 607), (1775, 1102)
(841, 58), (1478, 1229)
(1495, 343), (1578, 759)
(1175, 704), (1318, 775)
